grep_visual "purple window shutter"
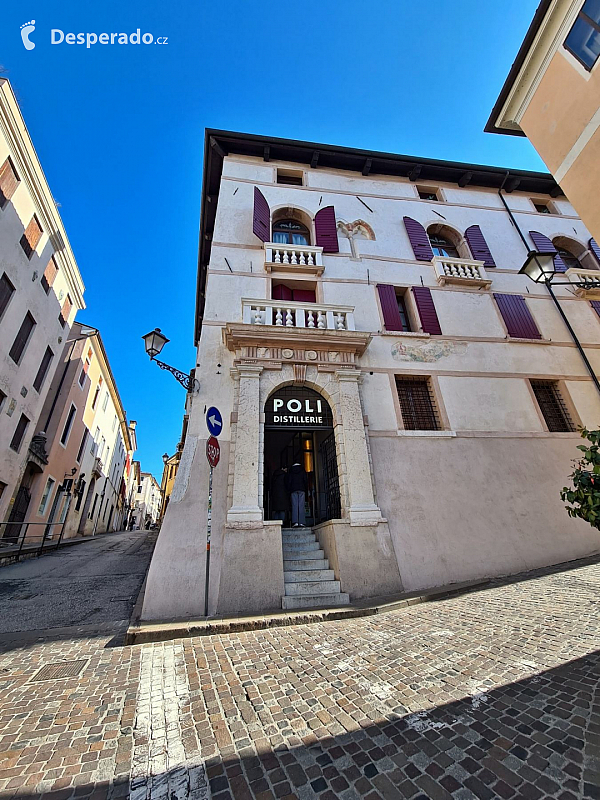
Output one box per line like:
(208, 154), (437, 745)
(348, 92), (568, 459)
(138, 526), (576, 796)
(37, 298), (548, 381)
(589, 237), (600, 266)
(412, 287), (442, 335)
(377, 285), (404, 331)
(465, 225), (496, 267)
(494, 293), (541, 339)
(253, 187), (270, 242)
(529, 230), (566, 272)
(403, 217), (434, 261)
(590, 301), (600, 318)
(314, 206), (339, 252)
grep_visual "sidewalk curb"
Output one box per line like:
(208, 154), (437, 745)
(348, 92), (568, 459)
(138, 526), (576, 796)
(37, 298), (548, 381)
(125, 577), (489, 645)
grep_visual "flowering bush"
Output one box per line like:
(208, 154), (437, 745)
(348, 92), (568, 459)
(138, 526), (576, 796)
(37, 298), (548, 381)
(561, 428), (600, 530)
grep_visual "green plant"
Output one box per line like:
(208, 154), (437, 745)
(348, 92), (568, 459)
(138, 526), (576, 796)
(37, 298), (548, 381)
(561, 428), (600, 530)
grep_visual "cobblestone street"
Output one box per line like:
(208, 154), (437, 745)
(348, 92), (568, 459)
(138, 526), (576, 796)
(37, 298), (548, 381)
(1, 554), (600, 800)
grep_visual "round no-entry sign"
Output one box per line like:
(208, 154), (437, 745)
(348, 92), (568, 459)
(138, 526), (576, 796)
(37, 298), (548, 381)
(206, 436), (220, 468)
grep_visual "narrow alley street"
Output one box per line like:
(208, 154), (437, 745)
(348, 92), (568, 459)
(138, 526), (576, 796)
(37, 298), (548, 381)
(0, 551), (599, 800)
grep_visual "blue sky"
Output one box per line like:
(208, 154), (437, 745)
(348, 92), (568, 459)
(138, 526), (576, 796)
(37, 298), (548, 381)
(1, 0), (544, 479)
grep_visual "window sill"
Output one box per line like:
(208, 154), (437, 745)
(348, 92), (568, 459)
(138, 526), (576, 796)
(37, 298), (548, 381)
(396, 430), (457, 438)
(380, 330), (430, 338)
(507, 337), (552, 344)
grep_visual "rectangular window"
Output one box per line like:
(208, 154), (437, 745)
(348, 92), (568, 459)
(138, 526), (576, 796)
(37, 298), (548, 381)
(532, 201), (551, 214)
(33, 346), (53, 392)
(397, 292), (412, 331)
(417, 186), (439, 201)
(102, 391), (109, 412)
(60, 403), (77, 446)
(93, 426), (100, 453)
(58, 294), (72, 328)
(38, 478), (55, 516)
(90, 494), (98, 518)
(0, 481), (6, 502)
(564, 1), (600, 70)
(112, 415), (117, 432)
(41, 257), (58, 294)
(78, 358), (90, 387)
(10, 413), (30, 452)
(276, 168), (303, 186)
(0, 157), (19, 208)
(494, 293), (541, 340)
(20, 215), (43, 259)
(92, 382), (101, 409)
(0, 389), (6, 412)
(9, 312), (36, 364)
(395, 376), (441, 431)
(0, 272), (15, 320)
(530, 380), (575, 432)
(76, 428), (89, 463)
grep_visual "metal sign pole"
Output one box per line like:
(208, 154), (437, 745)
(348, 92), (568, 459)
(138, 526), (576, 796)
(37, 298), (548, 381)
(204, 465), (213, 616)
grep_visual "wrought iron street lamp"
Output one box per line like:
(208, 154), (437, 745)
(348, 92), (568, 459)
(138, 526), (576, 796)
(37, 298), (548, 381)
(519, 252), (600, 396)
(142, 328), (199, 392)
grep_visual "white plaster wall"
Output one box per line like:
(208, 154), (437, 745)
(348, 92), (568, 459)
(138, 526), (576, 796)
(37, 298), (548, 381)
(360, 373), (398, 431)
(565, 380), (600, 428)
(433, 291), (507, 338)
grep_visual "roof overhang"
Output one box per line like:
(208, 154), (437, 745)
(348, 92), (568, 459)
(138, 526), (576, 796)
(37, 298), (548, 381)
(196, 128), (562, 344)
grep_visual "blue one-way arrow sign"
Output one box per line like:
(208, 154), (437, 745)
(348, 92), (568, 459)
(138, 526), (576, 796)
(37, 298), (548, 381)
(206, 406), (223, 437)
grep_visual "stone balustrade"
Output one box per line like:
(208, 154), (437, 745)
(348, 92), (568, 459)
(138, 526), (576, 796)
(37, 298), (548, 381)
(565, 267), (600, 298)
(264, 243), (324, 275)
(433, 256), (491, 288)
(242, 298), (356, 331)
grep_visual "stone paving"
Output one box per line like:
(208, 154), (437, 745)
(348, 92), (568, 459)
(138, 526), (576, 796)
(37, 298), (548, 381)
(0, 556), (599, 799)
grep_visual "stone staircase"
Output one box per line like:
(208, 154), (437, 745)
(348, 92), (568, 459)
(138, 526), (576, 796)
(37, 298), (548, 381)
(281, 527), (350, 610)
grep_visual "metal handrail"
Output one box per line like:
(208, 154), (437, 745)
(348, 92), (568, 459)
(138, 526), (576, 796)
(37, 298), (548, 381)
(0, 519), (68, 560)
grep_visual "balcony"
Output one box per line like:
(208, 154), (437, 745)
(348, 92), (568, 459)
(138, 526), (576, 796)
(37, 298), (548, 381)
(92, 457), (103, 478)
(564, 267), (600, 298)
(433, 256), (491, 288)
(242, 298), (355, 331)
(264, 243), (324, 276)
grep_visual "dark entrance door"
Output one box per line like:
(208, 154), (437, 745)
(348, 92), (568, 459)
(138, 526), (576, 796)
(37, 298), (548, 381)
(3, 485), (31, 543)
(264, 386), (340, 524)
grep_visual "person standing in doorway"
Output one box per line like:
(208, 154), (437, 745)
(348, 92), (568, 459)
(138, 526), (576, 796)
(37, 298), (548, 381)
(286, 461), (308, 528)
(270, 466), (288, 523)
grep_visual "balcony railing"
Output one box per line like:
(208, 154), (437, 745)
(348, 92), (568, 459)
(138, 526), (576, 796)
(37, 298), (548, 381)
(242, 298), (355, 331)
(264, 243), (324, 275)
(92, 457), (104, 477)
(565, 267), (600, 298)
(433, 256), (491, 288)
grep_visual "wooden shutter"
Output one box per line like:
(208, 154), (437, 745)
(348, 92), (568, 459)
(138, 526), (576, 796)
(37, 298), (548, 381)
(464, 225), (496, 267)
(590, 300), (600, 318)
(272, 284), (293, 301)
(59, 294), (72, 327)
(0, 157), (19, 206)
(412, 287), (442, 335)
(20, 216), (43, 259)
(314, 206), (339, 252)
(377, 285), (404, 331)
(41, 257), (58, 293)
(494, 293), (541, 339)
(589, 237), (600, 266)
(292, 289), (316, 303)
(0, 272), (15, 318)
(253, 187), (270, 242)
(403, 217), (434, 261)
(33, 347), (53, 392)
(9, 312), (36, 363)
(529, 231), (566, 272)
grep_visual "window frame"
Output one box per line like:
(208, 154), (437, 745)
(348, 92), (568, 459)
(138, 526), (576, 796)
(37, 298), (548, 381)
(394, 375), (442, 431)
(529, 379), (576, 432)
(417, 186), (441, 202)
(9, 311), (36, 365)
(9, 413), (30, 452)
(0, 156), (20, 209)
(564, 3), (600, 71)
(271, 218), (311, 246)
(60, 403), (77, 447)
(276, 168), (304, 186)
(20, 215), (43, 260)
(428, 233), (460, 259)
(33, 346), (54, 393)
(38, 477), (56, 516)
(0, 272), (15, 321)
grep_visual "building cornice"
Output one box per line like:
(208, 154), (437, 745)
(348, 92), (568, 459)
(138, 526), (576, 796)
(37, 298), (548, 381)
(0, 79), (85, 310)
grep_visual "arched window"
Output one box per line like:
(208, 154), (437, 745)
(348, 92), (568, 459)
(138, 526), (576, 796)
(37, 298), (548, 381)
(429, 233), (460, 259)
(556, 246), (582, 270)
(272, 218), (310, 246)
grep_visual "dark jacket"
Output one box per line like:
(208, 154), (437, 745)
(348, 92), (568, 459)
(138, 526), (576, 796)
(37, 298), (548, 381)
(286, 463), (308, 493)
(270, 468), (289, 511)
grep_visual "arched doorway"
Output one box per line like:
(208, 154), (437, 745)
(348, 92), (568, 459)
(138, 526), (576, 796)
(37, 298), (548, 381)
(263, 386), (341, 525)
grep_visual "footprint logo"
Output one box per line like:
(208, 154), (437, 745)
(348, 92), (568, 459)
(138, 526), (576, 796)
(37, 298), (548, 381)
(20, 20), (36, 51)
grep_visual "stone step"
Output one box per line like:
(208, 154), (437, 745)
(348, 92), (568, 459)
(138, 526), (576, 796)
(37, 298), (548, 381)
(282, 528), (313, 534)
(282, 593), (350, 610)
(282, 541), (320, 552)
(282, 533), (317, 544)
(284, 569), (335, 583)
(282, 550), (326, 561)
(283, 558), (329, 571)
(285, 580), (342, 597)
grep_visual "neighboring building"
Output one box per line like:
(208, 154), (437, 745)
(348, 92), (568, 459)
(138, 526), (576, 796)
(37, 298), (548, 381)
(159, 415), (188, 521)
(132, 472), (161, 529)
(486, 0), (600, 240)
(123, 421), (138, 528)
(0, 78), (85, 530)
(142, 130), (600, 622)
(24, 322), (135, 540)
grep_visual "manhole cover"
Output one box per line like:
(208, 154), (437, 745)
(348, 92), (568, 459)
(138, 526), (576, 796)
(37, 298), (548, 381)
(30, 659), (88, 681)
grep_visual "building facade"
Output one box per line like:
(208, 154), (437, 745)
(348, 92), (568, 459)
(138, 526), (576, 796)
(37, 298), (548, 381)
(23, 322), (135, 541)
(486, 0), (600, 241)
(132, 472), (161, 529)
(142, 130), (600, 621)
(0, 78), (85, 532)
(159, 415), (188, 521)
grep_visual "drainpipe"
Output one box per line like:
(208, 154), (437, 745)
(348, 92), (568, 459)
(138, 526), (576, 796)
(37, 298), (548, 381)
(498, 173), (600, 397)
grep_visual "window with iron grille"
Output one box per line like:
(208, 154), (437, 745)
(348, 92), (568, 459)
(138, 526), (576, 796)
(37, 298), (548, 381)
(395, 376), (441, 430)
(530, 380), (575, 432)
